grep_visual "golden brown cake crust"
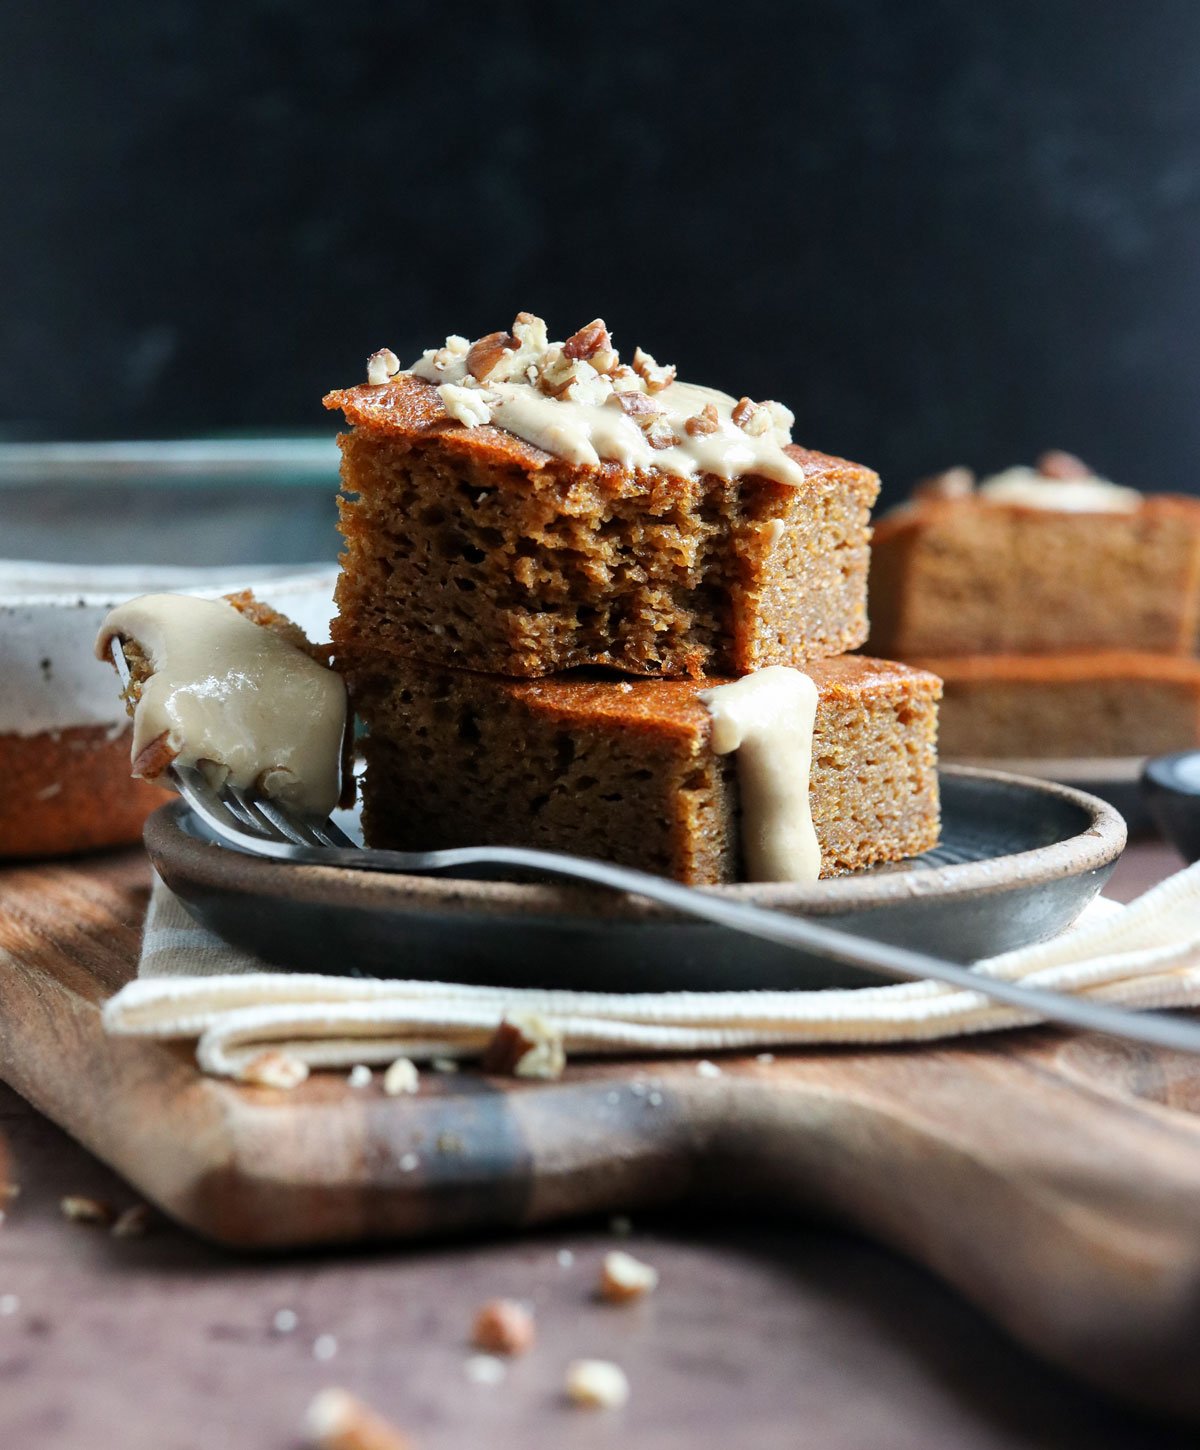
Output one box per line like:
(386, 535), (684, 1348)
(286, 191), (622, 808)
(327, 376), (880, 680)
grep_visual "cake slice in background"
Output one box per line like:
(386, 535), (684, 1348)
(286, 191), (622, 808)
(869, 454), (1200, 659)
(325, 316), (879, 680)
(911, 652), (1200, 762)
(340, 651), (941, 886)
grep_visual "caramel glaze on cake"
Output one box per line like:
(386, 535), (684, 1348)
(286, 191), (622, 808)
(914, 651), (1200, 760)
(326, 373), (879, 680)
(870, 493), (1200, 658)
(341, 651), (942, 886)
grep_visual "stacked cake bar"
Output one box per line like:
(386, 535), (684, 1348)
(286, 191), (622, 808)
(325, 316), (941, 885)
(869, 453), (1200, 761)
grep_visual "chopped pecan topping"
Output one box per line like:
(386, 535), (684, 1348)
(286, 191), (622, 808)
(643, 416), (681, 450)
(366, 348), (401, 386)
(685, 403), (720, 436)
(1037, 449), (1091, 480)
(610, 390), (660, 418)
(535, 345), (576, 397)
(632, 346), (676, 393)
(732, 396), (772, 434)
(563, 318), (612, 361)
(511, 311), (548, 351)
(466, 331), (518, 381)
(608, 364), (645, 393)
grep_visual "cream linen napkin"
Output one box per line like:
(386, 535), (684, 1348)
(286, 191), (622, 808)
(98, 864), (1200, 1080)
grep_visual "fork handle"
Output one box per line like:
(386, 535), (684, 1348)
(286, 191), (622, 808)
(278, 841), (1200, 1056)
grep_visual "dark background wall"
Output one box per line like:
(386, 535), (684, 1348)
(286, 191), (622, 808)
(4, 0), (1200, 504)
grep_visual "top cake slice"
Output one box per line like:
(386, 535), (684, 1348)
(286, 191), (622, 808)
(325, 315), (880, 679)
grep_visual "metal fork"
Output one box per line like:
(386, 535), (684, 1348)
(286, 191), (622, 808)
(112, 640), (1200, 1056)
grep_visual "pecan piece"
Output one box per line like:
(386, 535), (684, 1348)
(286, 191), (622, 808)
(472, 1298), (536, 1355)
(610, 390), (661, 418)
(365, 348), (400, 386)
(466, 330), (518, 381)
(305, 1387), (414, 1450)
(685, 403), (720, 436)
(482, 1015), (565, 1080)
(631, 346), (676, 393)
(643, 416), (681, 450)
(563, 318), (612, 361)
(913, 466), (976, 501)
(1037, 449), (1091, 480)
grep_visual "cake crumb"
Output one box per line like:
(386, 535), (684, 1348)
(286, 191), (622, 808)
(464, 1354), (507, 1386)
(565, 1358), (630, 1409)
(696, 1060), (723, 1078)
(273, 1308), (299, 1334)
(399, 1152), (419, 1173)
(304, 1386), (413, 1449)
(382, 1058), (419, 1096)
(313, 1333), (339, 1362)
(242, 1050), (309, 1089)
(756, 1052), (776, 1064)
(0, 1294), (19, 1316)
(347, 1064), (373, 1089)
(60, 1195), (115, 1227)
(556, 1248), (575, 1269)
(599, 1250), (659, 1303)
(472, 1298), (535, 1355)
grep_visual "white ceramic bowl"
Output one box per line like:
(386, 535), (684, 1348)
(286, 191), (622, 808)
(0, 561), (338, 858)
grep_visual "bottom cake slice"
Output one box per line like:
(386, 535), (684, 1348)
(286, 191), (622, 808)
(913, 651), (1200, 760)
(342, 654), (942, 886)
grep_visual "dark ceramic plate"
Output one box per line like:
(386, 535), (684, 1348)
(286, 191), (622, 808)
(950, 754), (1152, 835)
(145, 766), (1126, 993)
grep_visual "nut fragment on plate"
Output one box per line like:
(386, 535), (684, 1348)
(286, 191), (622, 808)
(482, 1014), (566, 1080)
(472, 1298), (536, 1355)
(598, 1250), (659, 1303)
(304, 1386), (414, 1450)
(565, 1359), (630, 1410)
(60, 1195), (115, 1226)
(382, 1057), (420, 1096)
(241, 1049), (310, 1089)
(111, 1203), (154, 1239)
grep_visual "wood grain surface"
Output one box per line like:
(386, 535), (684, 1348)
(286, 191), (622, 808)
(2, 848), (1200, 1421)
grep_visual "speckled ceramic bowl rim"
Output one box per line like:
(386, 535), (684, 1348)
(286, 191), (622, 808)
(144, 765), (1127, 926)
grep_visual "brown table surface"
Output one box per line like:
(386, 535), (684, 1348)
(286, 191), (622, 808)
(0, 841), (1193, 1449)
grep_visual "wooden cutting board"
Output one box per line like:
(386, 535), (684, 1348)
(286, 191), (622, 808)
(3, 850), (1200, 1419)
